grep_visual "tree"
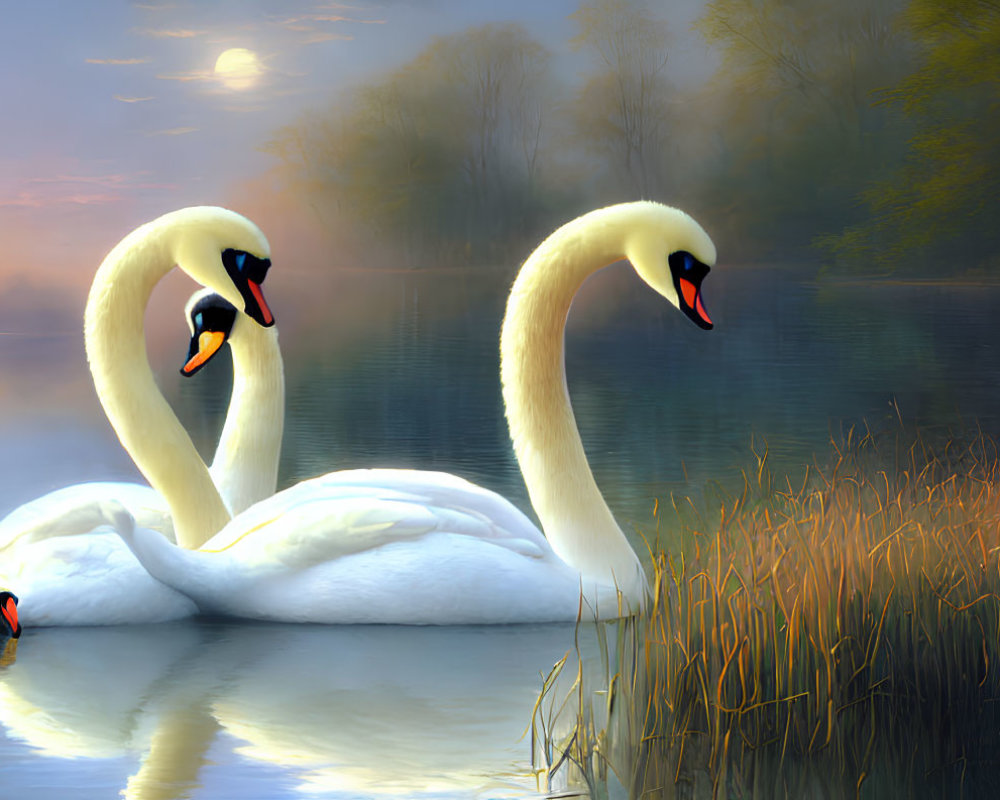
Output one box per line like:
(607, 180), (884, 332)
(695, 0), (914, 257)
(825, 0), (1000, 272)
(569, 0), (673, 197)
(265, 23), (555, 267)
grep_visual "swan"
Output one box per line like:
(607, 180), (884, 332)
(0, 208), (279, 625)
(111, 201), (716, 624)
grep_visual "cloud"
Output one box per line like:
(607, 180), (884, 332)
(31, 174), (141, 187)
(276, 11), (386, 28)
(30, 174), (176, 190)
(114, 95), (155, 103)
(0, 173), (179, 207)
(144, 127), (198, 136)
(85, 57), (151, 65)
(301, 31), (353, 44)
(135, 27), (206, 39)
(309, 14), (385, 24)
(0, 191), (117, 208)
(314, 2), (371, 11)
(155, 70), (213, 82)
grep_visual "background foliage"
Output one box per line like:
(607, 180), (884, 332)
(266, 0), (999, 274)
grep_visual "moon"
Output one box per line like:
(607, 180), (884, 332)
(213, 48), (263, 90)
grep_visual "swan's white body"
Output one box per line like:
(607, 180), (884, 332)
(113, 201), (717, 624)
(0, 208), (279, 625)
(115, 470), (616, 624)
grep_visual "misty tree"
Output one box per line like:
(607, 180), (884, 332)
(696, 0), (914, 255)
(825, 0), (1000, 272)
(265, 110), (350, 234)
(265, 23), (554, 267)
(442, 25), (550, 214)
(569, 0), (673, 198)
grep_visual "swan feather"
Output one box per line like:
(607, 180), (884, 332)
(0, 483), (172, 551)
(201, 469), (548, 570)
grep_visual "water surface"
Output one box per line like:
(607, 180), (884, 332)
(2, 264), (1000, 797)
(0, 621), (578, 799)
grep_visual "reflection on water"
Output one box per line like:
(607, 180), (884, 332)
(0, 620), (583, 799)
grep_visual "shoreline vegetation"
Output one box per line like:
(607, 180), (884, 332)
(533, 422), (1000, 798)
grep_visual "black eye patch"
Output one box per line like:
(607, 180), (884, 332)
(190, 294), (238, 336)
(222, 249), (271, 284)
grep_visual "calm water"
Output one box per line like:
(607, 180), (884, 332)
(2, 264), (1000, 798)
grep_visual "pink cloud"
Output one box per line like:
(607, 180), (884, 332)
(310, 14), (384, 23)
(155, 70), (212, 82)
(0, 173), (179, 208)
(85, 57), (150, 65)
(135, 28), (206, 39)
(277, 12), (385, 27)
(0, 191), (117, 208)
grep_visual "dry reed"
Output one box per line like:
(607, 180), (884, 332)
(533, 424), (1000, 799)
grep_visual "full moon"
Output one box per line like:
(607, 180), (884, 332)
(213, 48), (263, 90)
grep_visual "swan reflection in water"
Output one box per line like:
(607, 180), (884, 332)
(0, 620), (586, 799)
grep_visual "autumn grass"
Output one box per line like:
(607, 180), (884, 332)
(533, 424), (1000, 799)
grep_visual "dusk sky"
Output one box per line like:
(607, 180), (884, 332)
(0, 0), (712, 293)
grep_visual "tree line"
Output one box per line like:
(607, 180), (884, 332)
(265, 0), (999, 274)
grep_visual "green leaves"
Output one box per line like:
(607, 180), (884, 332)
(822, 0), (1000, 273)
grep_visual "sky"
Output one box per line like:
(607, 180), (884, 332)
(0, 0), (714, 297)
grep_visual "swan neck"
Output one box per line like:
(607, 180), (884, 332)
(210, 322), (285, 515)
(84, 223), (231, 549)
(500, 206), (646, 603)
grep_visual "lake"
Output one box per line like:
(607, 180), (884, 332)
(2, 263), (999, 798)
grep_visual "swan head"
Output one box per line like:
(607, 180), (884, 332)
(623, 203), (716, 330)
(165, 207), (275, 328)
(180, 289), (238, 377)
(0, 592), (20, 640)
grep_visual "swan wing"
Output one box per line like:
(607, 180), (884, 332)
(200, 469), (549, 570)
(305, 469), (548, 553)
(6, 530), (198, 626)
(0, 483), (173, 551)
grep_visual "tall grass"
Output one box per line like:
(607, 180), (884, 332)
(533, 425), (1000, 799)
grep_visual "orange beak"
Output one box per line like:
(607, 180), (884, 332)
(182, 331), (227, 376)
(679, 277), (713, 327)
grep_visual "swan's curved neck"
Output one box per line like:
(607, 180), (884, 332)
(209, 320), (284, 515)
(84, 221), (231, 549)
(501, 205), (647, 602)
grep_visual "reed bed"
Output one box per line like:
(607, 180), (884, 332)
(533, 425), (1000, 799)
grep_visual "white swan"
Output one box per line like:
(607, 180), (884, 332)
(0, 208), (279, 625)
(112, 201), (716, 624)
